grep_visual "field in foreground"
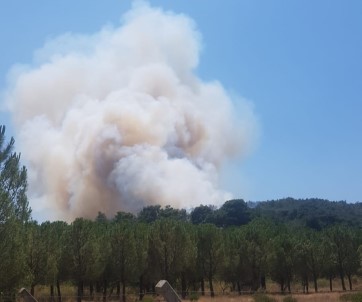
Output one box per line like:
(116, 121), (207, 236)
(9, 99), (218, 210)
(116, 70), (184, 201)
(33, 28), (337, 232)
(31, 279), (362, 302)
(30, 291), (362, 302)
(197, 292), (346, 302)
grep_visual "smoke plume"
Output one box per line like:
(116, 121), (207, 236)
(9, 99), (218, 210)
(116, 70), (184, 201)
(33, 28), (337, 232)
(4, 3), (257, 221)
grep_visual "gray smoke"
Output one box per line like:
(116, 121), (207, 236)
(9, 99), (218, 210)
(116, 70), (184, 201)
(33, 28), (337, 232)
(4, 3), (258, 221)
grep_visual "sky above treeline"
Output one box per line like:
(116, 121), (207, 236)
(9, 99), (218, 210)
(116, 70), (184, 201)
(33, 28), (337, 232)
(0, 0), (361, 220)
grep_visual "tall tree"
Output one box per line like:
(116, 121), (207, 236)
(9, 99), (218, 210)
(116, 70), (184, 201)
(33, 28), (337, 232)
(110, 221), (137, 302)
(213, 199), (250, 227)
(190, 205), (215, 224)
(240, 219), (275, 291)
(0, 125), (31, 298)
(267, 225), (294, 293)
(196, 224), (224, 297)
(324, 225), (360, 291)
(0, 125), (31, 223)
(133, 223), (149, 301)
(293, 229), (324, 293)
(66, 218), (102, 302)
(41, 221), (69, 302)
(0, 218), (28, 299)
(25, 222), (45, 295)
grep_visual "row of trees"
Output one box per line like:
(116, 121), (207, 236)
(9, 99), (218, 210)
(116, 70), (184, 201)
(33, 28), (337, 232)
(1, 125), (362, 301)
(20, 217), (362, 302)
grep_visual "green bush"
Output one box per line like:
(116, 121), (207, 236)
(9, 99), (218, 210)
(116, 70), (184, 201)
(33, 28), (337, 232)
(283, 296), (298, 302)
(253, 294), (277, 302)
(340, 292), (362, 302)
(188, 292), (199, 301)
(141, 296), (155, 302)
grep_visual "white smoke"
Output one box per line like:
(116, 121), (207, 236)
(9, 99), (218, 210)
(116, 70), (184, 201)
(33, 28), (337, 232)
(4, 3), (258, 221)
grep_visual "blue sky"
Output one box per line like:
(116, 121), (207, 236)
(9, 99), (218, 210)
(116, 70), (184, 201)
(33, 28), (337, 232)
(1, 0), (361, 203)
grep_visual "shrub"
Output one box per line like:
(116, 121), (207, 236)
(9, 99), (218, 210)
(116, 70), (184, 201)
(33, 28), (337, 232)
(189, 292), (200, 301)
(141, 296), (155, 302)
(340, 292), (362, 302)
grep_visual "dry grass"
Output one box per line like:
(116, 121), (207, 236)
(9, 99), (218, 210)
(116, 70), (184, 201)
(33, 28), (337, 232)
(28, 291), (359, 302)
(30, 278), (362, 302)
(196, 292), (345, 302)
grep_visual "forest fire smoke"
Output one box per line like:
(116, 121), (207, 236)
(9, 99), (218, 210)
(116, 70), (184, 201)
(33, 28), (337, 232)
(4, 3), (257, 221)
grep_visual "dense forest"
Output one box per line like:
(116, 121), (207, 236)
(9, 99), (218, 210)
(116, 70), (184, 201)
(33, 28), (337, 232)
(1, 125), (362, 302)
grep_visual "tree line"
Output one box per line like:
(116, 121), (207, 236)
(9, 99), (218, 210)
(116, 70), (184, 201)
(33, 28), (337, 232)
(19, 214), (362, 302)
(1, 125), (362, 301)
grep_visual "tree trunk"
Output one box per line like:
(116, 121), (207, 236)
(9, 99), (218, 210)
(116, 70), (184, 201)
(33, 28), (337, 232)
(103, 279), (107, 302)
(96, 282), (101, 293)
(208, 273), (214, 297)
(181, 273), (187, 299)
(151, 283), (155, 294)
(117, 282), (121, 298)
(280, 279), (284, 293)
(260, 274), (266, 290)
(164, 246), (169, 280)
(77, 280), (83, 302)
(139, 275), (144, 301)
(50, 284), (55, 302)
(122, 281), (126, 302)
(287, 279), (291, 293)
(302, 276), (309, 294)
(56, 279), (62, 302)
(313, 272), (318, 292)
(329, 276), (333, 292)
(347, 274), (352, 291)
(200, 278), (205, 296)
(251, 262), (258, 291)
(31, 284), (35, 296)
(339, 269), (346, 291)
(90, 283), (94, 300)
(237, 281), (241, 295)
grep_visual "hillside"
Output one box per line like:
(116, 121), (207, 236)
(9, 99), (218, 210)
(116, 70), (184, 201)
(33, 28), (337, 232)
(252, 197), (362, 229)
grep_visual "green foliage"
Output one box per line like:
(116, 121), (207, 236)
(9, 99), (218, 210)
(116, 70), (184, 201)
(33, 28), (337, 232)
(190, 204), (214, 224)
(113, 210), (136, 222)
(141, 296), (155, 302)
(267, 226), (294, 293)
(1, 130), (362, 302)
(253, 294), (277, 302)
(138, 205), (188, 223)
(110, 221), (137, 284)
(188, 292), (199, 301)
(65, 217), (103, 298)
(0, 219), (28, 295)
(148, 219), (196, 286)
(323, 225), (359, 290)
(340, 292), (362, 302)
(0, 125), (31, 296)
(197, 223), (224, 297)
(254, 198), (362, 229)
(213, 199), (251, 227)
(0, 125), (31, 223)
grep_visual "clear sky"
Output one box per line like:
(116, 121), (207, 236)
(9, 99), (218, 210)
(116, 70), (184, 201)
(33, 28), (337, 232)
(1, 0), (361, 204)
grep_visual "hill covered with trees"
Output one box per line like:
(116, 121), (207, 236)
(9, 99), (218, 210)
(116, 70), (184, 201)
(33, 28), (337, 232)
(253, 197), (362, 229)
(188, 197), (362, 230)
